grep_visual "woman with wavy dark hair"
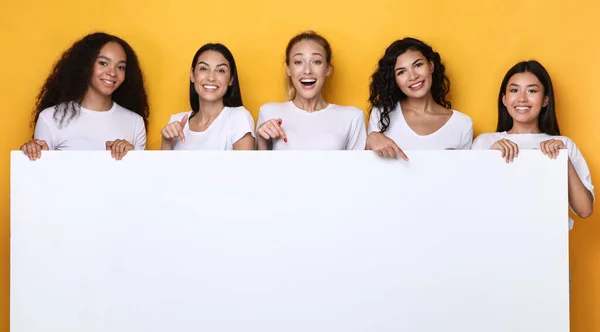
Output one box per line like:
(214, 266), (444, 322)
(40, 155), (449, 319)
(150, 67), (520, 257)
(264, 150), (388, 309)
(20, 32), (149, 160)
(472, 60), (593, 225)
(366, 37), (473, 160)
(161, 43), (254, 150)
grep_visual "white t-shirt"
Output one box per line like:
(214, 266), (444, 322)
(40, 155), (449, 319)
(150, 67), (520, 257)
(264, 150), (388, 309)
(34, 102), (146, 150)
(256, 101), (367, 150)
(472, 131), (595, 229)
(167, 106), (255, 150)
(367, 103), (474, 150)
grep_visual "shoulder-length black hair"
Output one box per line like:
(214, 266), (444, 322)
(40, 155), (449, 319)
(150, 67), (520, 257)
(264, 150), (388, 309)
(189, 43), (243, 118)
(496, 60), (559, 135)
(33, 32), (149, 129)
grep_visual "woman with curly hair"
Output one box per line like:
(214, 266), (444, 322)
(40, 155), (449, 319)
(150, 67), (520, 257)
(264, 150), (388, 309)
(20, 32), (149, 160)
(366, 37), (473, 160)
(255, 30), (366, 150)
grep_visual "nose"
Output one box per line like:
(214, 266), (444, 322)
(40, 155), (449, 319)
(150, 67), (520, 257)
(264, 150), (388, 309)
(207, 69), (216, 81)
(408, 69), (418, 81)
(107, 66), (116, 77)
(303, 63), (312, 75)
(517, 90), (528, 102)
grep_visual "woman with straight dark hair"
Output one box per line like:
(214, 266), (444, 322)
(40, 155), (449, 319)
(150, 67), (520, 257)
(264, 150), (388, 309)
(161, 43), (254, 150)
(472, 60), (594, 225)
(366, 37), (473, 160)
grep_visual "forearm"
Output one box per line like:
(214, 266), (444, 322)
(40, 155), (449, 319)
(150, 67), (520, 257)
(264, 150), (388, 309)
(567, 159), (594, 218)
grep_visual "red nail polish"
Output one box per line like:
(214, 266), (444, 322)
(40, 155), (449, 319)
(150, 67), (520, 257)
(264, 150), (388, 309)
(283, 138), (288, 143)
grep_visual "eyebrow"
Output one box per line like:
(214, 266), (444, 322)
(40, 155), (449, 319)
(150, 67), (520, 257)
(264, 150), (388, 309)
(509, 83), (540, 88)
(293, 52), (323, 57)
(197, 61), (229, 68)
(98, 55), (127, 64)
(395, 58), (423, 72)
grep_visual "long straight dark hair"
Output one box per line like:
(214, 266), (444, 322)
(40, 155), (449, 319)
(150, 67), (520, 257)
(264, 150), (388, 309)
(497, 60), (560, 135)
(189, 43), (243, 118)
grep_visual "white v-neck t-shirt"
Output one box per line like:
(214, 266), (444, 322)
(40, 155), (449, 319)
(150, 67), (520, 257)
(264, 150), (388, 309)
(256, 101), (367, 150)
(472, 131), (594, 229)
(167, 106), (255, 150)
(34, 101), (146, 150)
(367, 102), (474, 150)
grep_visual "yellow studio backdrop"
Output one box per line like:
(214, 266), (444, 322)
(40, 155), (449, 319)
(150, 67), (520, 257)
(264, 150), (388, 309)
(1, 0), (599, 330)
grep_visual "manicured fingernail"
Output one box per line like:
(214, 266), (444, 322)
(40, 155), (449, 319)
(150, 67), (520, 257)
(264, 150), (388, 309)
(278, 120), (282, 125)
(283, 138), (288, 143)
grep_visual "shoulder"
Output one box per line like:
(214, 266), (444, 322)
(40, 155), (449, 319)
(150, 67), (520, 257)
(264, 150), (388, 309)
(224, 106), (252, 117)
(259, 101), (288, 114)
(329, 104), (365, 119)
(553, 135), (581, 154)
(114, 102), (144, 122)
(450, 110), (473, 126)
(168, 110), (193, 123)
(472, 132), (503, 149)
(223, 106), (254, 122)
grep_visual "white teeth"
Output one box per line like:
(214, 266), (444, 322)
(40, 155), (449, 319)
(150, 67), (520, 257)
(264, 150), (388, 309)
(102, 80), (115, 85)
(203, 85), (217, 90)
(300, 79), (316, 83)
(410, 82), (423, 88)
(515, 107), (530, 110)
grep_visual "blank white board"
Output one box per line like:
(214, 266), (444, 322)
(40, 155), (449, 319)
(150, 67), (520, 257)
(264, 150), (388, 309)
(10, 150), (569, 332)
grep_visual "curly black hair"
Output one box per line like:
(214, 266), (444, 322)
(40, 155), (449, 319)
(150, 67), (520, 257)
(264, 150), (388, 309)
(368, 37), (450, 133)
(32, 32), (149, 129)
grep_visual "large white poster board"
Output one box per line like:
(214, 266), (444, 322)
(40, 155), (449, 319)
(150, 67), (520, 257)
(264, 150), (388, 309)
(11, 150), (569, 332)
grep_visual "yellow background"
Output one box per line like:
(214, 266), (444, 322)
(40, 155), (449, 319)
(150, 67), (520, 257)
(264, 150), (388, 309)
(1, 0), (598, 330)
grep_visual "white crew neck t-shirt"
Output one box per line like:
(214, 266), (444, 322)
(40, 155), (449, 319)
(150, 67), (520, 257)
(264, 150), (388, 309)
(367, 102), (473, 150)
(256, 101), (367, 150)
(34, 101), (146, 150)
(472, 131), (595, 229)
(167, 106), (255, 150)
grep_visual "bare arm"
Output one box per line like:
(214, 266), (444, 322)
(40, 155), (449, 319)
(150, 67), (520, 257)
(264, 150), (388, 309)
(567, 159), (594, 218)
(233, 133), (255, 150)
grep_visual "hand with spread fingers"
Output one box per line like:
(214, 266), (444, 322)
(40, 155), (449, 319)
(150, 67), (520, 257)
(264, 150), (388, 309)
(106, 139), (134, 160)
(20, 139), (49, 161)
(490, 138), (519, 163)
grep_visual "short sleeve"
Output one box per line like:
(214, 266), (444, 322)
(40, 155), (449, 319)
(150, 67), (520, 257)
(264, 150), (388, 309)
(346, 110), (367, 150)
(229, 107), (255, 145)
(133, 116), (146, 150)
(471, 133), (496, 150)
(566, 138), (595, 202)
(255, 107), (266, 130)
(367, 108), (381, 134)
(459, 119), (474, 150)
(33, 112), (56, 150)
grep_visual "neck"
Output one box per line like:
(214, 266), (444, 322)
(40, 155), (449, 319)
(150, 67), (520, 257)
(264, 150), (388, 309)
(195, 99), (225, 122)
(401, 94), (436, 114)
(292, 94), (328, 112)
(507, 121), (541, 134)
(80, 89), (113, 111)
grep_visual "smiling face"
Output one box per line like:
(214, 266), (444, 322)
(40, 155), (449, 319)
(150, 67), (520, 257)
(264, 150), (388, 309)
(87, 41), (126, 98)
(286, 39), (331, 100)
(190, 50), (233, 103)
(393, 49), (434, 99)
(502, 72), (549, 126)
